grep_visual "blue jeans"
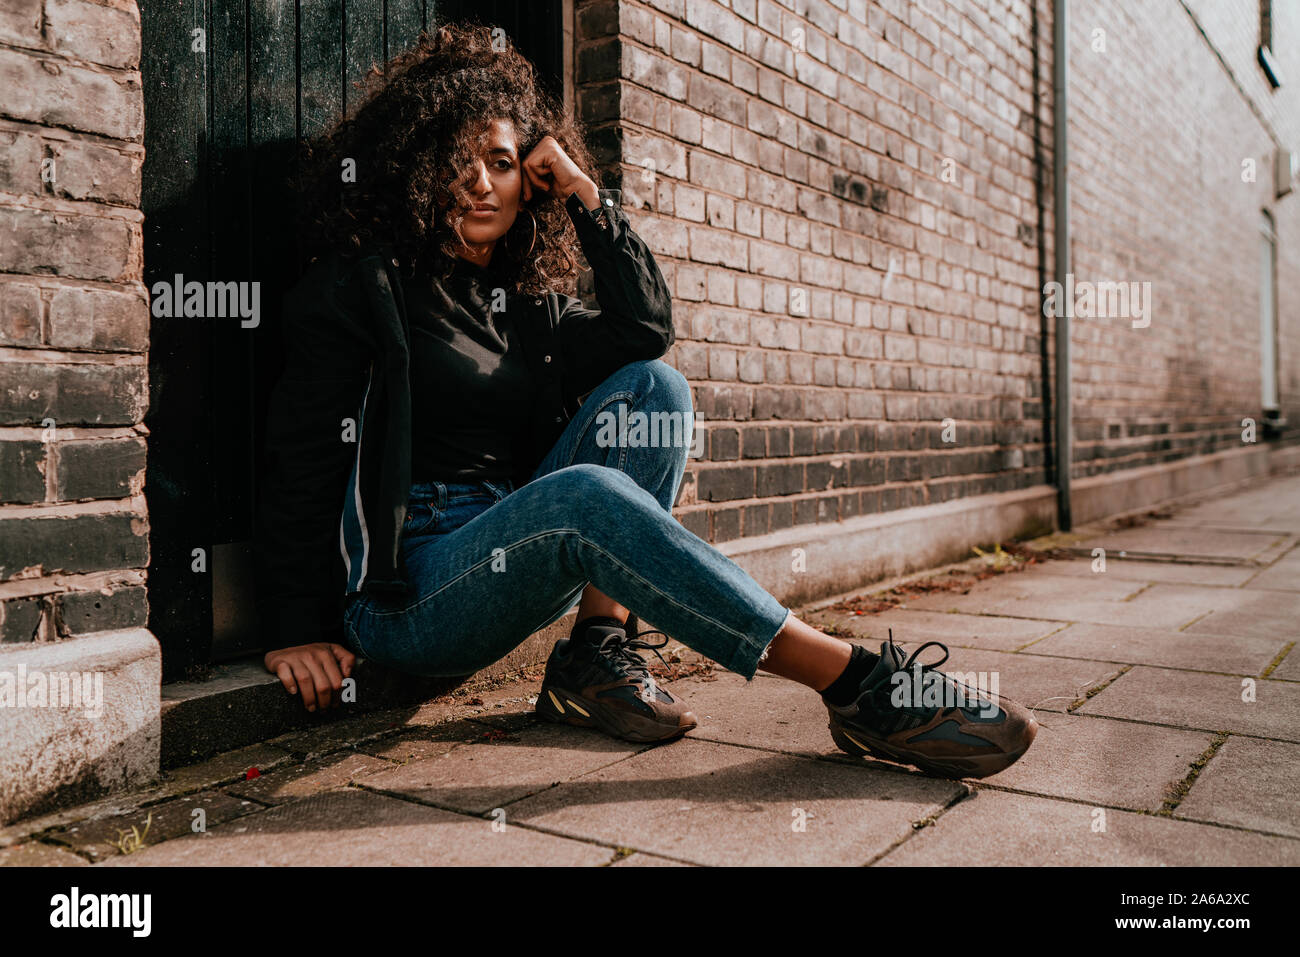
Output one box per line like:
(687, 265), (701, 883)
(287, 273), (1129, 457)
(341, 360), (792, 679)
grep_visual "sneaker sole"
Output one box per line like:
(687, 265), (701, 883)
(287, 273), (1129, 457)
(829, 720), (1032, 779)
(536, 684), (696, 743)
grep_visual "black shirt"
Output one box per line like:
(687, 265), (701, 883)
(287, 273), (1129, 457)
(254, 188), (676, 653)
(403, 257), (536, 481)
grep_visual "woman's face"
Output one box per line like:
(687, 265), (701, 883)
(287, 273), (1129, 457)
(452, 117), (523, 252)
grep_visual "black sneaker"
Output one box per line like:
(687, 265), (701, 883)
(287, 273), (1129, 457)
(536, 620), (698, 743)
(826, 632), (1038, 779)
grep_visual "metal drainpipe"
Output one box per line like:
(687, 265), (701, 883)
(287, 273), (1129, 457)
(1053, 0), (1072, 531)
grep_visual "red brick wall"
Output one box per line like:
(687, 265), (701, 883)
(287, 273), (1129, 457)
(577, 0), (1053, 543)
(0, 0), (149, 643)
(1067, 0), (1300, 475)
(1183, 0), (1300, 436)
(575, 0), (1299, 543)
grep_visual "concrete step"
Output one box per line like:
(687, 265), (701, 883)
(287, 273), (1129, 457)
(158, 612), (575, 769)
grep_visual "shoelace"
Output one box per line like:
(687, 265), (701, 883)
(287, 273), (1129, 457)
(594, 629), (671, 679)
(895, 631), (950, 672)
(879, 629), (992, 716)
(871, 630), (956, 714)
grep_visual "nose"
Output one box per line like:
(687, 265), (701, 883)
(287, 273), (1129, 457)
(467, 159), (492, 197)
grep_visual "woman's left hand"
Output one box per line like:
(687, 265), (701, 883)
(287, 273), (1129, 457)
(521, 135), (598, 208)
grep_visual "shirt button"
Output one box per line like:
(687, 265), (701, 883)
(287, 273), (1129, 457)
(555, 416), (563, 423)
(391, 258), (399, 267)
(543, 354), (552, 363)
(604, 198), (614, 207)
(534, 298), (542, 305)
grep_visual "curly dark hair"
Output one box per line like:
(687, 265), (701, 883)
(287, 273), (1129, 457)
(291, 20), (597, 296)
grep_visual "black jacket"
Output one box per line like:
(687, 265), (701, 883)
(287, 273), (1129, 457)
(254, 188), (674, 654)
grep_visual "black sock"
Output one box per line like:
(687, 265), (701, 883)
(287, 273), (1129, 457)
(820, 644), (879, 706)
(570, 615), (626, 643)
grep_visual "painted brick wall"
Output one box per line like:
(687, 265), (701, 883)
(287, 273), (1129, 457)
(0, 0), (150, 644)
(575, 0), (1298, 544)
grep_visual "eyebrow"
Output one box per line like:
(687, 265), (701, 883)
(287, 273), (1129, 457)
(487, 146), (516, 157)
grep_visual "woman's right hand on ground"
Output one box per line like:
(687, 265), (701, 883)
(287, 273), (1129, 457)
(264, 643), (356, 712)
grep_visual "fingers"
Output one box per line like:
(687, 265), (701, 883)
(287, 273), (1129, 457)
(273, 661), (298, 696)
(316, 648), (346, 706)
(300, 653), (334, 711)
(521, 174), (531, 202)
(270, 645), (353, 713)
(330, 644), (356, 678)
(290, 659), (319, 712)
(523, 161), (550, 196)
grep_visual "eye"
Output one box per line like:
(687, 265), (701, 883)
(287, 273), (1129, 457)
(493, 158), (513, 171)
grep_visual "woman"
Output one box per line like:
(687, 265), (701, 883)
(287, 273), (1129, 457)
(254, 22), (1037, 779)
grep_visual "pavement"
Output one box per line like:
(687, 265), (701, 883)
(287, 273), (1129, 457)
(3, 472), (1299, 867)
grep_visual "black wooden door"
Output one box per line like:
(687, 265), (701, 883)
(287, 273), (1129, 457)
(141, 0), (565, 680)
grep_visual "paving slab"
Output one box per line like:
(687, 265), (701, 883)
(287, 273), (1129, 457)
(0, 792), (153, 850)
(1071, 526), (1291, 563)
(1268, 647), (1300, 682)
(1161, 485), (1300, 533)
(1174, 736), (1300, 837)
(152, 741), (296, 799)
(106, 788), (611, 866)
(0, 739), (295, 849)
(878, 789), (1300, 866)
(47, 789), (264, 863)
(393, 677), (545, 731)
(661, 671), (844, 759)
(0, 842), (89, 866)
(920, 582), (1258, 632)
(360, 721), (646, 815)
(1030, 558), (1259, 587)
(441, 680), (546, 732)
(609, 851), (695, 866)
(265, 708), (428, 760)
(1180, 590), (1300, 640)
(1029, 621), (1288, 675)
(904, 574), (1149, 621)
(224, 752), (396, 805)
(506, 738), (963, 866)
(899, 646), (1123, 715)
(978, 712), (1214, 811)
(1241, 561), (1300, 592)
(810, 607), (1069, 652)
(354, 719), (485, 763)
(905, 571), (1145, 614)
(1079, 666), (1300, 741)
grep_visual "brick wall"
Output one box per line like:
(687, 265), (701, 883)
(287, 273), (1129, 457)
(1182, 0), (1300, 437)
(577, 0), (1055, 544)
(0, 0), (149, 644)
(575, 0), (1298, 544)
(1067, 0), (1300, 475)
